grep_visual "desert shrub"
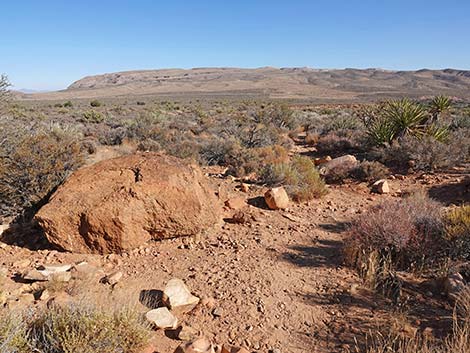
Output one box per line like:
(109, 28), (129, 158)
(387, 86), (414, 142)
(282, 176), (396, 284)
(316, 132), (354, 156)
(261, 156), (327, 201)
(0, 313), (29, 353)
(0, 123), (84, 220)
(81, 110), (105, 123)
(199, 138), (238, 166)
(362, 288), (470, 353)
(352, 160), (390, 182)
(90, 99), (102, 107)
(323, 114), (362, 133)
(305, 132), (319, 146)
(63, 100), (73, 108)
(0, 304), (150, 353)
(345, 193), (445, 289)
(445, 205), (470, 260)
(370, 130), (469, 172)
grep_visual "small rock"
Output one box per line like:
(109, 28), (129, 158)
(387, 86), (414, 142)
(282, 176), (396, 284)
(444, 272), (466, 300)
(23, 269), (48, 282)
(230, 211), (248, 224)
(105, 271), (123, 286)
(372, 179), (390, 194)
(174, 337), (215, 353)
(314, 156), (332, 166)
(264, 187), (289, 210)
(224, 197), (247, 210)
(163, 278), (200, 313)
(146, 307), (178, 330)
(178, 325), (200, 341)
(221, 345), (250, 353)
(50, 271), (72, 283)
(239, 183), (250, 193)
(39, 289), (50, 301)
(212, 307), (223, 317)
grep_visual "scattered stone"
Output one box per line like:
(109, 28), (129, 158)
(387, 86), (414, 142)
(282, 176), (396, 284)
(230, 211), (248, 224)
(163, 278), (200, 313)
(50, 271), (72, 283)
(372, 179), (390, 194)
(239, 183), (250, 193)
(320, 155), (358, 177)
(314, 156), (332, 166)
(444, 272), (466, 300)
(39, 289), (50, 301)
(264, 187), (289, 210)
(224, 197), (246, 210)
(146, 307), (178, 330)
(212, 307), (223, 317)
(174, 337), (215, 353)
(35, 153), (222, 254)
(104, 271), (123, 285)
(72, 261), (103, 279)
(221, 345), (250, 353)
(23, 269), (48, 282)
(39, 264), (72, 274)
(178, 325), (200, 341)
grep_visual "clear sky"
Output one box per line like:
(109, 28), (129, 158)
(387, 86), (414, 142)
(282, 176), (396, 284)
(2, 0), (469, 90)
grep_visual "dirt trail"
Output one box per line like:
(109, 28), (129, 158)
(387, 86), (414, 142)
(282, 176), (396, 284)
(1, 147), (468, 352)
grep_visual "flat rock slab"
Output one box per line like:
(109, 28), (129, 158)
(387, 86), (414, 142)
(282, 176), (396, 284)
(164, 278), (200, 313)
(146, 307), (178, 329)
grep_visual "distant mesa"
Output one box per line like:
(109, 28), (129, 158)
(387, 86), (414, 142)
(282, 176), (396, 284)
(21, 66), (470, 102)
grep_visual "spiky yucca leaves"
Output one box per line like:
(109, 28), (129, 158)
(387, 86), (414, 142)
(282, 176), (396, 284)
(382, 98), (428, 138)
(429, 95), (452, 122)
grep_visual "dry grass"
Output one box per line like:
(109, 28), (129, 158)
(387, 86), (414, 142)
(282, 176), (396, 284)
(362, 287), (470, 353)
(261, 155), (328, 201)
(0, 301), (150, 353)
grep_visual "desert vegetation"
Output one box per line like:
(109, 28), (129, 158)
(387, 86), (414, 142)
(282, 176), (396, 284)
(0, 87), (469, 352)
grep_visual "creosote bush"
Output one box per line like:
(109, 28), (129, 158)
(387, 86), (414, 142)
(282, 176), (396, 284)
(0, 122), (84, 220)
(261, 156), (327, 201)
(445, 205), (470, 261)
(0, 304), (150, 353)
(352, 160), (390, 183)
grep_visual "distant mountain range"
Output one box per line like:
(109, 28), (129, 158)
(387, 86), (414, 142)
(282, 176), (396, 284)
(22, 67), (470, 102)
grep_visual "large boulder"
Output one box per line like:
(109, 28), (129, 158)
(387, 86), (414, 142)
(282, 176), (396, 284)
(35, 153), (221, 254)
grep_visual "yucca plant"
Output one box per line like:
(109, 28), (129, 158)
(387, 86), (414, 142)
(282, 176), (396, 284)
(367, 117), (397, 146)
(423, 123), (450, 142)
(382, 98), (428, 139)
(429, 95), (452, 123)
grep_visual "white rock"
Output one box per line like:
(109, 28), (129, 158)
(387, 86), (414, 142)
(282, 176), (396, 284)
(146, 307), (178, 329)
(105, 271), (123, 285)
(164, 278), (200, 313)
(372, 179), (390, 194)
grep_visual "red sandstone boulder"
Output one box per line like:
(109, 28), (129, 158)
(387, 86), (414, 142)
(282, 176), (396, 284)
(35, 153), (221, 254)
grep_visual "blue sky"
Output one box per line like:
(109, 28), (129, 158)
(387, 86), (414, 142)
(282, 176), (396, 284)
(2, 0), (469, 90)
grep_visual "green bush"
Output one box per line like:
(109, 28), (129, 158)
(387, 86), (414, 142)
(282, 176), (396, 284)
(0, 123), (84, 220)
(82, 110), (105, 123)
(261, 156), (327, 201)
(90, 99), (102, 107)
(63, 100), (73, 108)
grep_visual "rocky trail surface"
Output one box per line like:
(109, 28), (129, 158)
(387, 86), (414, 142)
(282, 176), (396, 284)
(0, 149), (468, 352)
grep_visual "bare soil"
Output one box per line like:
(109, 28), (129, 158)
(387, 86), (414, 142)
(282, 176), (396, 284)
(1, 143), (468, 352)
